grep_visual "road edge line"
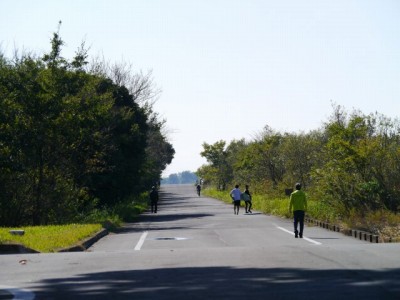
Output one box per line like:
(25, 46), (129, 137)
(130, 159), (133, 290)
(276, 226), (322, 245)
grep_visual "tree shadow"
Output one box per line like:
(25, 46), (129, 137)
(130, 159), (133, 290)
(33, 266), (400, 299)
(158, 192), (192, 202)
(141, 213), (214, 223)
(118, 213), (215, 234)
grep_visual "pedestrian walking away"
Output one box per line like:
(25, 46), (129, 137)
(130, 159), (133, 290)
(149, 186), (159, 213)
(289, 183), (307, 238)
(196, 184), (201, 196)
(230, 184), (242, 215)
(243, 184), (252, 213)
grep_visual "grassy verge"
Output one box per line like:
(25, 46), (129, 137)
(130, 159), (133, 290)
(0, 192), (150, 252)
(203, 188), (400, 242)
(0, 224), (102, 252)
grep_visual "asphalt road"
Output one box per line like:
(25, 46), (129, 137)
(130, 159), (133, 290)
(1, 184), (400, 299)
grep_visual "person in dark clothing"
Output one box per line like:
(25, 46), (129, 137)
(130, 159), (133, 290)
(196, 184), (201, 196)
(244, 185), (252, 213)
(150, 186), (159, 213)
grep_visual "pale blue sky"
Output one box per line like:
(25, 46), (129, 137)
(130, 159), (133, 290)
(1, 0), (399, 176)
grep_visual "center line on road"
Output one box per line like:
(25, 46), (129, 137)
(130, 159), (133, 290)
(134, 231), (148, 251)
(276, 226), (322, 245)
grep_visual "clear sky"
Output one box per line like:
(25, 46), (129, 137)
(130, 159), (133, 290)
(1, 0), (399, 176)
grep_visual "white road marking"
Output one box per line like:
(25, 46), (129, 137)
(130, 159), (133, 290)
(276, 226), (322, 245)
(0, 285), (35, 300)
(134, 231), (148, 251)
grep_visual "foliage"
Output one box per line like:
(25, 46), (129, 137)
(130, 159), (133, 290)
(112, 192), (149, 222)
(0, 26), (174, 226)
(314, 107), (400, 214)
(199, 140), (232, 190)
(198, 104), (400, 227)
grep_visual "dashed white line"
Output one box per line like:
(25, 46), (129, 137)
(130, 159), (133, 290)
(276, 226), (322, 245)
(134, 231), (148, 250)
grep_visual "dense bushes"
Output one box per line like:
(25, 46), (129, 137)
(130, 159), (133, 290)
(0, 30), (174, 226)
(197, 105), (400, 220)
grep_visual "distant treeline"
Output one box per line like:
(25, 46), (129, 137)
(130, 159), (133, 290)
(0, 29), (174, 226)
(162, 171), (198, 185)
(197, 104), (400, 218)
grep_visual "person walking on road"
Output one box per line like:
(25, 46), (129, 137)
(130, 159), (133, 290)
(243, 184), (252, 213)
(196, 184), (201, 196)
(289, 183), (307, 238)
(230, 184), (242, 215)
(150, 186), (159, 213)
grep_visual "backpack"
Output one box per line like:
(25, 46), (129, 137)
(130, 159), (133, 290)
(241, 192), (250, 201)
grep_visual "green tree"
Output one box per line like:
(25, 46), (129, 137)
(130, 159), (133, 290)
(200, 140), (230, 190)
(314, 106), (400, 214)
(280, 131), (324, 189)
(0, 26), (174, 226)
(253, 126), (285, 188)
(141, 111), (175, 188)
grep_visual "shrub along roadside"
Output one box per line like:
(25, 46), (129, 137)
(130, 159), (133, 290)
(203, 188), (400, 242)
(0, 192), (150, 252)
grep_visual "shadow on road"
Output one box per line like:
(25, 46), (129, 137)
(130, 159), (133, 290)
(115, 189), (215, 234)
(33, 266), (400, 300)
(158, 192), (192, 202)
(140, 213), (214, 223)
(117, 213), (215, 234)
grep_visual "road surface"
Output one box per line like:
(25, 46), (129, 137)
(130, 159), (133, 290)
(1, 184), (399, 299)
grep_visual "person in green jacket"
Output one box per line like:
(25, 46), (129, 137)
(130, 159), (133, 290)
(289, 183), (307, 238)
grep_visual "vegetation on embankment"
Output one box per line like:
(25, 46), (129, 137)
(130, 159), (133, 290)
(0, 192), (149, 252)
(203, 188), (400, 242)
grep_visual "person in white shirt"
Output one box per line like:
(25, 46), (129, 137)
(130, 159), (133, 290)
(230, 184), (242, 215)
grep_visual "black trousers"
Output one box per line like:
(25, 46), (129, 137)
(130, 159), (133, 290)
(151, 201), (158, 213)
(293, 210), (305, 235)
